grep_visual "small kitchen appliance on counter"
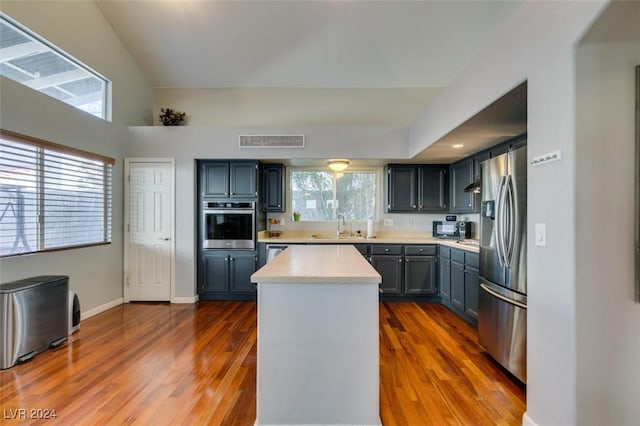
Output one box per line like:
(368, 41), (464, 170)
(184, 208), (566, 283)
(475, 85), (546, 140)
(432, 221), (472, 239)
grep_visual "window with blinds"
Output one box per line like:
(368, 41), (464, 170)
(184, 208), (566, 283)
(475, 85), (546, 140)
(0, 129), (114, 257)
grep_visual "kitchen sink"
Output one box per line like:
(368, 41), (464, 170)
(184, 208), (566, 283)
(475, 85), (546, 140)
(456, 239), (480, 247)
(310, 234), (366, 240)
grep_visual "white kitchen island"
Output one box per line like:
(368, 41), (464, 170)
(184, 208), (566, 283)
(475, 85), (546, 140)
(251, 244), (381, 426)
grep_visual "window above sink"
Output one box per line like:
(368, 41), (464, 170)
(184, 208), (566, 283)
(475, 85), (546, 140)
(290, 169), (378, 221)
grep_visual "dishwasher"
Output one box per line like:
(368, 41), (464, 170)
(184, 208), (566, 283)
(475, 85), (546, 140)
(266, 244), (288, 263)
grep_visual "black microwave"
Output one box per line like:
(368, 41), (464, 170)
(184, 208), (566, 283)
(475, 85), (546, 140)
(432, 221), (472, 239)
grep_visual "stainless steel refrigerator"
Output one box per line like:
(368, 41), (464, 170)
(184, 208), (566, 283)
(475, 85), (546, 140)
(478, 146), (527, 383)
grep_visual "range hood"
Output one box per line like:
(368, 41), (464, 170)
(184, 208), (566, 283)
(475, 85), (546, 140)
(464, 181), (481, 193)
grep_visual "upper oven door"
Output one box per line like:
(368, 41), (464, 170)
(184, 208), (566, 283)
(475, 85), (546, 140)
(202, 209), (255, 249)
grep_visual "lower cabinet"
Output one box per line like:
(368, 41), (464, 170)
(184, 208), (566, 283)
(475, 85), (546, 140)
(441, 247), (479, 326)
(439, 247), (452, 301)
(405, 255), (437, 295)
(464, 265), (479, 319)
(199, 250), (257, 299)
(370, 244), (438, 298)
(450, 259), (466, 311)
(370, 256), (403, 294)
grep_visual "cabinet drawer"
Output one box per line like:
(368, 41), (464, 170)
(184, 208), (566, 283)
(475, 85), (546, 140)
(465, 252), (479, 269)
(451, 249), (465, 264)
(353, 244), (370, 256)
(405, 245), (436, 256)
(371, 245), (403, 255)
(439, 245), (451, 259)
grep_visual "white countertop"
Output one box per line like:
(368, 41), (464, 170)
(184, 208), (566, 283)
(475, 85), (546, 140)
(258, 231), (479, 253)
(251, 244), (381, 284)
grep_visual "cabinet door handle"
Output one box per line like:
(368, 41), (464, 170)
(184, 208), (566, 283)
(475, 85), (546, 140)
(398, 259), (402, 263)
(224, 257), (229, 262)
(412, 205), (417, 209)
(384, 248), (389, 252)
(230, 257), (235, 262)
(419, 205), (423, 209)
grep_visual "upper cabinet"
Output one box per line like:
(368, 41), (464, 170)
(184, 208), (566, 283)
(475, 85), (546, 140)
(201, 161), (258, 198)
(449, 158), (477, 213)
(386, 165), (448, 213)
(261, 164), (285, 212)
(473, 151), (489, 183)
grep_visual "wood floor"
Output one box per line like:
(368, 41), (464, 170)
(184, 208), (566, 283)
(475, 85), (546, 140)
(0, 301), (525, 425)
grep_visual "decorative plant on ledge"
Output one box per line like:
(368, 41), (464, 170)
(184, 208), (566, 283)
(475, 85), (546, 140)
(159, 107), (186, 126)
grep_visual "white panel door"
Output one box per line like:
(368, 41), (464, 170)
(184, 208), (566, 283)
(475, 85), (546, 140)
(126, 161), (173, 301)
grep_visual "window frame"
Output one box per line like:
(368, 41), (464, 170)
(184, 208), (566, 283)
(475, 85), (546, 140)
(288, 166), (380, 222)
(0, 129), (114, 258)
(0, 13), (111, 120)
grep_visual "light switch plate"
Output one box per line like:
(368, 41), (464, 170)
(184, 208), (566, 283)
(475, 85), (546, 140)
(535, 223), (546, 247)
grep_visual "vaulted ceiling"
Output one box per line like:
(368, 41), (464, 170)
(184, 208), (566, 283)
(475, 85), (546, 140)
(95, 1), (522, 89)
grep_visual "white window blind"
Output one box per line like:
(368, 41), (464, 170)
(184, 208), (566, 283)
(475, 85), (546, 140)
(0, 129), (114, 257)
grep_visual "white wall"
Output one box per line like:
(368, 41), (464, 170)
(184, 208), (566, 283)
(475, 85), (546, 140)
(409, 1), (611, 425)
(154, 87), (441, 127)
(0, 2), (153, 313)
(575, 2), (640, 424)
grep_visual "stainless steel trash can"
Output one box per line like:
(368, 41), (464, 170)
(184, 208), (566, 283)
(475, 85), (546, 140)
(0, 276), (69, 369)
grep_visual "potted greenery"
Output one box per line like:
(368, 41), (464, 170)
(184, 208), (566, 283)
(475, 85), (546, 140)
(159, 108), (186, 126)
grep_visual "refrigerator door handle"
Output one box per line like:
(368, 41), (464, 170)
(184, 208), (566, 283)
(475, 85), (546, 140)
(495, 176), (508, 266)
(504, 175), (516, 266)
(480, 283), (527, 310)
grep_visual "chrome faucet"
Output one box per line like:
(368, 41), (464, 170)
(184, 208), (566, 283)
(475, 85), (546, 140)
(337, 213), (345, 237)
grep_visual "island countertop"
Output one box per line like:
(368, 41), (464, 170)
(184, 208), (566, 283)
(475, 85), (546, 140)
(251, 244), (381, 284)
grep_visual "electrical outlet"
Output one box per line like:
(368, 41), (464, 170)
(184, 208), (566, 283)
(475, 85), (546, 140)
(383, 219), (394, 227)
(279, 218), (285, 225)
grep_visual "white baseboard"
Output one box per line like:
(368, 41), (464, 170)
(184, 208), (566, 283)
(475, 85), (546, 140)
(171, 295), (199, 304)
(81, 297), (124, 320)
(522, 412), (538, 426)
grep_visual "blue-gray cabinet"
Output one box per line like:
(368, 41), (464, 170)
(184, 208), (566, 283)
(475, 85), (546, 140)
(450, 157), (477, 213)
(370, 245), (404, 295)
(386, 165), (448, 213)
(404, 246), (438, 295)
(439, 246), (452, 302)
(201, 162), (229, 198)
(369, 244), (438, 297)
(446, 247), (479, 326)
(201, 161), (258, 198)
(199, 250), (257, 299)
(261, 164), (285, 212)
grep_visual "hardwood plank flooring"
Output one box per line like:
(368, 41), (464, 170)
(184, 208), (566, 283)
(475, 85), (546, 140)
(0, 301), (525, 425)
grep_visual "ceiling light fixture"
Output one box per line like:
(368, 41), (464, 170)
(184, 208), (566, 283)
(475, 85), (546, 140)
(327, 159), (350, 172)
(452, 144), (464, 149)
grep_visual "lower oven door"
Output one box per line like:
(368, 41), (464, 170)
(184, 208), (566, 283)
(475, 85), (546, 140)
(478, 280), (527, 383)
(203, 209), (255, 249)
